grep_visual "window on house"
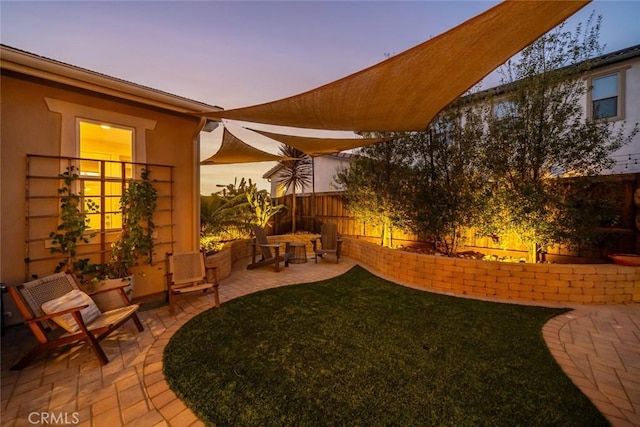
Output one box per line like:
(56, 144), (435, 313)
(591, 73), (619, 119)
(492, 100), (517, 120)
(78, 121), (133, 231)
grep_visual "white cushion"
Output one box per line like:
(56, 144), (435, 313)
(41, 290), (101, 333)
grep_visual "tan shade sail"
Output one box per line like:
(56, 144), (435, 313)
(199, 0), (589, 132)
(248, 128), (395, 156)
(201, 127), (296, 165)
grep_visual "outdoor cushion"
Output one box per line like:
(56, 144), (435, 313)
(41, 289), (101, 333)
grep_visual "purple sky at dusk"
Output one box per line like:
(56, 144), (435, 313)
(2, 1), (639, 194)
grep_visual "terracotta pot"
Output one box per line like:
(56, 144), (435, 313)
(609, 254), (640, 267)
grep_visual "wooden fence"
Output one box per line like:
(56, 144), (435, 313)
(270, 173), (640, 263)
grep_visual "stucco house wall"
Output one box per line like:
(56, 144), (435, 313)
(0, 45), (220, 302)
(587, 51), (640, 173)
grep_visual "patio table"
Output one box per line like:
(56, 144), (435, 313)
(286, 242), (308, 264)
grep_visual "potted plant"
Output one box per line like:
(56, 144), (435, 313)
(47, 165), (101, 281)
(95, 168), (158, 309)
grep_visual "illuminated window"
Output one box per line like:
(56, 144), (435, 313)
(79, 121), (133, 230)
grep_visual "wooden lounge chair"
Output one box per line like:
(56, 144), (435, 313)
(247, 224), (291, 272)
(166, 251), (219, 315)
(311, 223), (343, 263)
(7, 272), (144, 370)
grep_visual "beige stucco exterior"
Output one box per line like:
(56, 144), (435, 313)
(1, 46), (221, 304)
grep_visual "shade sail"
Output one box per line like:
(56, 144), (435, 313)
(248, 128), (395, 156)
(201, 127), (296, 165)
(199, 0), (589, 132)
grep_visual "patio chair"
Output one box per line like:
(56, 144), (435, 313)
(166, 251), (220, 315)
(7, 272), (144, 370)
(311, 223), (343, 263)
(247, 224), (291, 272)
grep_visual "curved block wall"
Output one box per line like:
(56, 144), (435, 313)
(341, 238), (640, 304)
(206, 236), (640, 305)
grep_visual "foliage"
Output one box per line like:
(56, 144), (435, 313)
(246, 188), (287, 228)
(105, 168), (157, 278)
(334, 136), (410, 247)
(164, 266), (606, 426)
(200, 234), (224, 255)
(403, 100), (491, 256)
(479, 15), (638, 261)
(200, 177), (285, 252)
(48, 166), (100, 279)
(276, 145), (312, 233)
(201, 178), (256, 241)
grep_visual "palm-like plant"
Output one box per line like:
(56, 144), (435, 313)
(276, 145), (312, 233)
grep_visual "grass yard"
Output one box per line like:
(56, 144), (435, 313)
(164, 266), (607, 426)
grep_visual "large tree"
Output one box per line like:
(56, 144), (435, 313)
(335, 136), (410, 247)
(480, 15), (637, 261)
(277, 145), (312, 233)
(403, 100), (491, 256)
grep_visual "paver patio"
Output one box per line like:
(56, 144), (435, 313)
(1, 255), (638, 426)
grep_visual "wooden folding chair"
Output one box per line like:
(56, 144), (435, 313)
(166, 251), (220, 315)
(246, 224), (291, 272)
(311, 223), (343, 263)
(7, 272), (144, 370)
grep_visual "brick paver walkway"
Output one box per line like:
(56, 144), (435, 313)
(1, 255), (638, 426)
(543, 306), (640, 426)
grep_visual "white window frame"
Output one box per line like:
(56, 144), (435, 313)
(45, 98), (156, 161)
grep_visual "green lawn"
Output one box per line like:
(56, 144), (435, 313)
(164, 266), (607, 426)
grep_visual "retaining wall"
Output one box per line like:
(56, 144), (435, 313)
(206, 235), (640, 305)
(342, 238), (640, 304)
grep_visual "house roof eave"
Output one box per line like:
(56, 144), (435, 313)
(0, 44), (223, 116)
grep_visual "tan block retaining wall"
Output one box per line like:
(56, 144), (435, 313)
(206, 235), (639, 305)
(341, 238), (640, 304)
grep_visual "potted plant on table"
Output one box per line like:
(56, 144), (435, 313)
(95, 168), (158, 309)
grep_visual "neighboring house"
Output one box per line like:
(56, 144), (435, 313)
(263, 152), (352, 198)
(582, 44), (640, 173)
(265, 44), (640, 192)
(488, 44), (640, 174)
(0, 45), (221, 301)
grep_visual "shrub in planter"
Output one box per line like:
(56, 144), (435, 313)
(47, 165), (100, 281)
(95, 168), (157, 310)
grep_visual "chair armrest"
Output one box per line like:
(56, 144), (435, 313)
(205, 265), (218, 284)
(24, 304), (90, 324)
(86, 284), (130, 297)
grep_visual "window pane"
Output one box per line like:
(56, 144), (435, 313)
(592, 74), (618, 100)
(492, 101), (517, 119)
(79, 121), (133, 231)
(593, 97), (618, 119)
